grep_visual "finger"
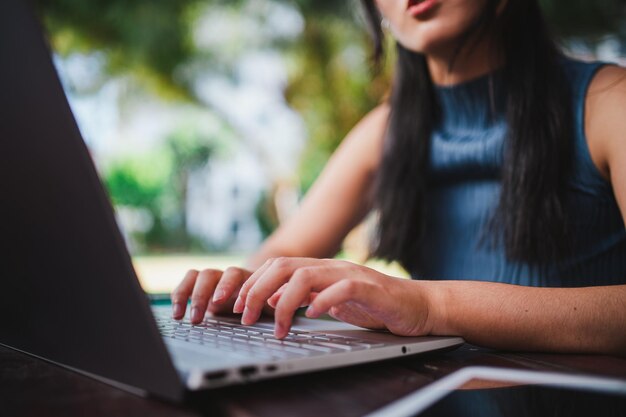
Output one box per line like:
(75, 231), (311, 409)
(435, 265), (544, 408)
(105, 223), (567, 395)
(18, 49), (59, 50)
(305, 279), (377, 319)
(238, 257), (322, 310)
(233, 259), (275, 313)
(242, 259), (292, 324)
(241, 258), (332, 325)
(207, 279), (243, 314)
(274, 267), (341, 338)
(212, 267), (250, 305)
(307, 292), (319, 304)
(170, 269), (199, 320)
(190, 269), (222, 324)
(267, 284), (288, 308)
(268, 289), (318, 309)
(207, 269), (249, 314)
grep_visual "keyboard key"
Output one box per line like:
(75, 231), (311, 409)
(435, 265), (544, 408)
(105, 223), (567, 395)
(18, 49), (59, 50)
(311, 335), (332, 341)
(312, 341), (360, 351)
(297, 344), (336, 353)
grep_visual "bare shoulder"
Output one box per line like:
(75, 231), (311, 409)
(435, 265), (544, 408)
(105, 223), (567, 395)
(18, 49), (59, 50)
(334, 103), (390, 173)
(588, 64), (626, 95)
(357, 102), (391, 129)
(585, 64), (626, 180)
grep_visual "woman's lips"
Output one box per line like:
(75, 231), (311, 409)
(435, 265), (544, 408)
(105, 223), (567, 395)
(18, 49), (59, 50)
(407, 0), (439, 18)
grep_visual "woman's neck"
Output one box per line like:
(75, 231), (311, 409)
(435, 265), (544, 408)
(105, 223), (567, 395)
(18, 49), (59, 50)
(426, 36), (502, 86)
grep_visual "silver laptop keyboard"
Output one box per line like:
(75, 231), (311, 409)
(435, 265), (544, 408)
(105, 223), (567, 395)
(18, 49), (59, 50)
(154, 312), (386, 361)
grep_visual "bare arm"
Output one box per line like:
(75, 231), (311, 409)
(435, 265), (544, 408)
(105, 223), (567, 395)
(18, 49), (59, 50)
(246, 105), (388, 268)
(426, 281), (626, 354)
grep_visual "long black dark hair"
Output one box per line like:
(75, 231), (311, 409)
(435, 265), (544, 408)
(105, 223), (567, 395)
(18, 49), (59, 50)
(361, 0), (573, 273)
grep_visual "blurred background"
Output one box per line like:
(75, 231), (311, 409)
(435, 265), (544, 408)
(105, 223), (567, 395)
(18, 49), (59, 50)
(33, 0), (626, 293)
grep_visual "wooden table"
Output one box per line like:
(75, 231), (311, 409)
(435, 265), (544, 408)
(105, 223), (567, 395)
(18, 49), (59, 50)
(3, 343), (625, 417)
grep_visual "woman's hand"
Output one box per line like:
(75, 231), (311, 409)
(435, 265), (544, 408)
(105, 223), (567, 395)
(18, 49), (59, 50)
(171, 267), (253, 324)
(233, 257), (438, 339)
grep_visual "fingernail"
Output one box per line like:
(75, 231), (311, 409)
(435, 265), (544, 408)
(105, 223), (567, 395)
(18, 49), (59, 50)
(305, 305), (316, 318)
(275, 322), (285, 339)
(241, 307), (252, 325)
(191, 307), (202, 323)
(172, 303), (183, 319)
(233, 297), (244, 314)
(213, 289), (225, 303)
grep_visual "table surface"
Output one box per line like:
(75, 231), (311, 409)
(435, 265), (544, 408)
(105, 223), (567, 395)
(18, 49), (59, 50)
(3, 343), (626, 417)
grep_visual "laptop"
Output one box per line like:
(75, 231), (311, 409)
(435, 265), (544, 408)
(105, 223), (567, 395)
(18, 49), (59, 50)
(0, 0), (464, 402)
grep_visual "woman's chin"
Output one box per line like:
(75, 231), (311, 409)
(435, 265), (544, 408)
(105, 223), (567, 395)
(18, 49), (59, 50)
(398, 41), (449, 59)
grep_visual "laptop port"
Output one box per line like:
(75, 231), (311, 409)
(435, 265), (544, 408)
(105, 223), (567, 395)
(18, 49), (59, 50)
(204, 370), (228, 381)
(239, 366), (258, 377)
(265, 364), (278, 372)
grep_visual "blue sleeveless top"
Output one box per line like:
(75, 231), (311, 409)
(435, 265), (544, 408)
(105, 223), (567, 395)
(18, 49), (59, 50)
(415, 58), (626, 287)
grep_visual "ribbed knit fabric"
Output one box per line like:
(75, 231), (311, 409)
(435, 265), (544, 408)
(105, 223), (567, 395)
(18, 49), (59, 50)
(414, 58), (626, 287)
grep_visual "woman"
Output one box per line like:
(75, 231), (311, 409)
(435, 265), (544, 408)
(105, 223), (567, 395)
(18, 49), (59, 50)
(171, 0), (626, 354)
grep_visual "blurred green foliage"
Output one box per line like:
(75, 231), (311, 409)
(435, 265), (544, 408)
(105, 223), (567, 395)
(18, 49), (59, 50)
(284, 14), (391, 191)
(105, 150), (171, 210)
(166, 127), (215, 237)
(35, 0), (199, 98)
(103, 128), (218, 251)
(255, 191), (279, 239)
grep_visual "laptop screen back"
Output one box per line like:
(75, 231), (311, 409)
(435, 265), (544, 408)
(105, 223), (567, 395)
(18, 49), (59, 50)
(0, 0), (183, 401)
